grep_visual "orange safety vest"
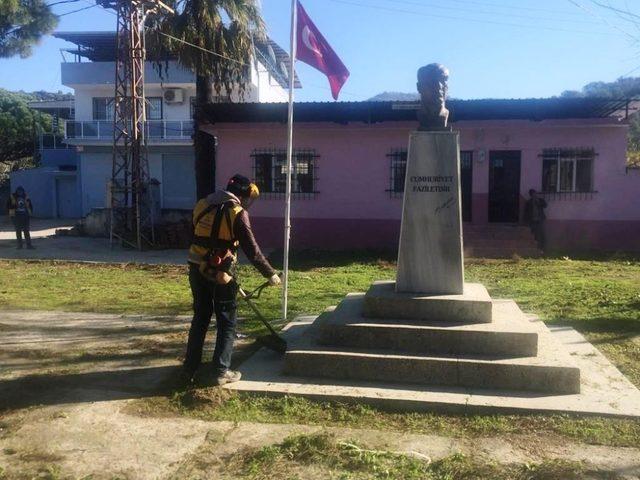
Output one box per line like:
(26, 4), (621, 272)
(187, 198), (243, 266)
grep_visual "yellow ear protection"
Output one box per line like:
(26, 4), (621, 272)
(249, 183), (260, 199)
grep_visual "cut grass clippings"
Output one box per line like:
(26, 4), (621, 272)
(231, 432), (596, 480)
(128, 390), (640, 450)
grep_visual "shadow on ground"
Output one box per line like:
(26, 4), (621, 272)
(0, 310), (262, 412)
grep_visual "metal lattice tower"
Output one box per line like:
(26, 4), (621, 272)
(99, 0), (172, 250)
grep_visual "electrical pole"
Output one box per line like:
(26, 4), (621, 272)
(99, 0), (173, 250)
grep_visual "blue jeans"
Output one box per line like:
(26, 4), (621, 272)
(13, 216), (31, 247)
(184, 263), (238, 374)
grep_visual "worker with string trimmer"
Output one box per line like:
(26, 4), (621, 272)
(182, 174), (281, 386)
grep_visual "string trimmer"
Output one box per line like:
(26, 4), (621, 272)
(238, 279), (287, 354)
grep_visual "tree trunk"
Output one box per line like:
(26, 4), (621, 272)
(194, 73), (217, 199)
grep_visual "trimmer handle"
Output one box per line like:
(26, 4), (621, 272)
(240, 272), (283, 300)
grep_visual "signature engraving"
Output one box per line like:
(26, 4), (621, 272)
(435, 196), (455, 214)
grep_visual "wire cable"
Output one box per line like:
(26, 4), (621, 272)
(57, 3), (98, 16)
(329, 0), (619, 36)
(84, 1), (367, 99)
(566, 0), (638, 42)
(379, 0), (602, 25)
(400, 0), (588, 16)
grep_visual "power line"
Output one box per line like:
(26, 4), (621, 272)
(329, 0), (620, 36)
(87, 1), (367, 99)
(379, 0), (603, 25)
(405, 0), (588, 16)
(57, 4), (98, 16)
(618, 63), (640, 78)
(48, 0), (83, 6)
(153, 30), (249, 66)
(589, 0), (640, 21)
(155, 31), (367, 98)
(566, 0), (639, 42)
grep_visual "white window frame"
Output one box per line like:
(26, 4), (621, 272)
(542, 148), (595, 193)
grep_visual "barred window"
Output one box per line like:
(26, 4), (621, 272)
(251, 149), (318, 198)
(387, 149), (407, 197)
(541, 148), (595, 193)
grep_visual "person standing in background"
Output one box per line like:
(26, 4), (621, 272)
(6, 186), (34, 250)
(524, 188), (547, 253)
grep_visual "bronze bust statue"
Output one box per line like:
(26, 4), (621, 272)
(416, 63), (450, 131)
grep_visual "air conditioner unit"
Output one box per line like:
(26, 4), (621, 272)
(163, 88), (184, 104)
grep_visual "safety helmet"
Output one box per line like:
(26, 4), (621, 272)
(227, 174), (259, 200)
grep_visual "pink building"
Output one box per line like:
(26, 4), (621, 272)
(202, 98), (640, 253)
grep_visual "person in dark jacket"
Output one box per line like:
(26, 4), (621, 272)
(6, 186), (34, 250)
(524, 188), (547, 252)
(183, 174), (280, 385)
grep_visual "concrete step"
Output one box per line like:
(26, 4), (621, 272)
(285, 298), (581, 395)
(316, 294), (539, 357)
(284, 348), (580, 394)
(362, 281), (493, 323)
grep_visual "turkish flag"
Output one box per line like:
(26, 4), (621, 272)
(296, 0), (349, 100)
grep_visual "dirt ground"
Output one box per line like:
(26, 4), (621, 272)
(0, 218), (188, 265)
(0, 218), (269, 265)
(1, 310), (640, 479)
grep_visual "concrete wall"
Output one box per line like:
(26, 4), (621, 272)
(77, 146), (194, 215)
(255, 62), (288, 103)
(9, 168), (80, 218)
(203, 118), (640, 252)
(41, 148), (79, 168)
(62, 61), (195, 87)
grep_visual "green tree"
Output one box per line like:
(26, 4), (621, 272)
(154, 0), (265, 198)
(0, 0), (59, 58)
(0, 88), (51, 184)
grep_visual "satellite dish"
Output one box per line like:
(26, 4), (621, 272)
(280, 62), (289, 80)
(267, 44), (277, 65)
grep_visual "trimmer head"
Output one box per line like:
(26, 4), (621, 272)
(256, 333), (287, 354)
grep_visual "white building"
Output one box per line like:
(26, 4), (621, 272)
(52, 31), (298, 216)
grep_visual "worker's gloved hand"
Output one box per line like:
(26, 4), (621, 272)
(268, 274), (281, 286)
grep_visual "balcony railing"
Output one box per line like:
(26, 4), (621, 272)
(64, 120), (194, 141)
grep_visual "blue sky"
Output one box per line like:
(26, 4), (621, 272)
(1, 0), (639, 101)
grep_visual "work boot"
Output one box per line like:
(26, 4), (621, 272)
(26, 244), (35, 250)
(214, 369), (242, 386)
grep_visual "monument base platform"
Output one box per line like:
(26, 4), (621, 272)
(363, 281), (492, 323)
(285, 299), (578, 394)
(225, 311), (640, 418)
(317, 294), (538, 357)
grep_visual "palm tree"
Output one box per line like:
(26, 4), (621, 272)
(155, 0), (265, 199)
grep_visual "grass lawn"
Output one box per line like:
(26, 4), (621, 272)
(1, 253), (639, 464)
(0, 252), (638, 384)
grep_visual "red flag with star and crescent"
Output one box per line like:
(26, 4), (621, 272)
(296, 0), (350, 100)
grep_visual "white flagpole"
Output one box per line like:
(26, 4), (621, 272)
(282, 0), (297, 320)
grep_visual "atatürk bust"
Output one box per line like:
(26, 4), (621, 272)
(416, 63), (450, 131)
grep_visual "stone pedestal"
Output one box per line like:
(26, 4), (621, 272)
(363, 281), (492, 323)
(396, 131), (464, 295)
